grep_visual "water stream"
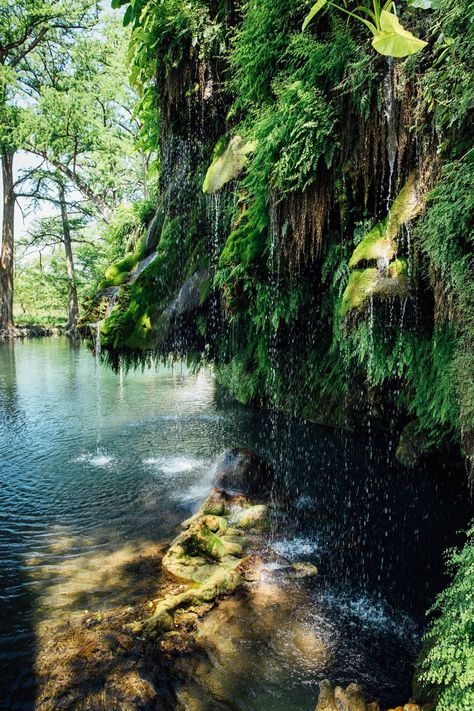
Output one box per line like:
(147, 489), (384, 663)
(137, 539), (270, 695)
(0, 338), (469, 710)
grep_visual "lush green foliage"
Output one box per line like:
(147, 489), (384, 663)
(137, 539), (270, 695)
(95, 0), (474, 466)
(302, 0), (428, 58)
(416, 523), (474, 710)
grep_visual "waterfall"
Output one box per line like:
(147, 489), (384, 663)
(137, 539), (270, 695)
(383, 58), (398, 211)
(95, 321), (101, 362)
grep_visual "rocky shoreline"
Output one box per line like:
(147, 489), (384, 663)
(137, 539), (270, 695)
(0, 324), (63, 340)
(34, 449), (431, 710)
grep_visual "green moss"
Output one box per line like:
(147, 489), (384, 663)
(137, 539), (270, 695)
(349, 219), (394, 268)
(340, 268), (378, 316)
(349, 175), (421, 269)
(203, 136), (256, 194)
(340, 260), (409, 317)
(103, 253), (139, 286)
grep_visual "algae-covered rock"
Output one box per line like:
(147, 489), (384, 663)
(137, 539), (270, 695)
(202, 136), (255, 194)
(211, 447), (274, 498)
(349, 174), (422, 270)
(289, 561), (318, 579)
(341, 259), (408, 317)
(232, 504), (270, 531)
(335, 683), (368, 711)
(349, 218), (396, 270)
(201, 491), (226, 516)
(315, 680), (374, 711)
(180, 520), (226, 561)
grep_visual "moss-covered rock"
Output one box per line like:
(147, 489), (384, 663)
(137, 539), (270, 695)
(231, 503), (270, 531)
(289, 561), (318, 579)
(203, 136), (256, 194)
(342, 175), (423, 318)
(349, 174), (422, 270)
(315, 680), (377, 711)
(340, 259), (409, 317)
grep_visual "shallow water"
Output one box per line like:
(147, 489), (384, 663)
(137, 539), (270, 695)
(0, 337), (469, 710)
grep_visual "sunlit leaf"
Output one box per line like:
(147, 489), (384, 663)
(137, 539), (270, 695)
(302, 0), (328, 31)
(371, 10), (427, 57)
(407, 0), (434, 9)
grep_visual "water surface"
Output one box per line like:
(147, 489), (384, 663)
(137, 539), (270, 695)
(0, 337), (469, 709)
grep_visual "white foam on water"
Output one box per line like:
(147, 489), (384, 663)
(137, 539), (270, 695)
(295, 494), (315, 510)
(143, 456), (207, 474)
(323, 590), (419, 644)
(75, 452), (114, 468)
(271, 535), (323, 560)
(162, 456), (205, 474)
(174, 481), (213, 504)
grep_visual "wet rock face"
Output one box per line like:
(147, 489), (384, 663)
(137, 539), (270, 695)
(211, 447), (274, 498)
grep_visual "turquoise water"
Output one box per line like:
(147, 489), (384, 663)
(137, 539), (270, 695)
(0, 337), (469, 710)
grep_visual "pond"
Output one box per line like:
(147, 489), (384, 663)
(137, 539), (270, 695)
(0, 337), (469, 710)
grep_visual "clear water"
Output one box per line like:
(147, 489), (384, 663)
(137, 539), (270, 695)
(0, 338), (469, 710)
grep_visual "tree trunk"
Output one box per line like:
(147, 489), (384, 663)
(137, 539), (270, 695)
(1, 148), (15, 333)
(59, 186), (79, 336)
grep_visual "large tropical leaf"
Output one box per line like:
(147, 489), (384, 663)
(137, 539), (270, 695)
(302, 0), (328, 31)
(372, 10), (428, 57)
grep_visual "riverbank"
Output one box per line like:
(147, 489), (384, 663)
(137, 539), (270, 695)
(0, 324), (63, 340)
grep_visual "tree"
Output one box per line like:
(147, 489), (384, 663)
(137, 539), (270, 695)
(20, 172), (93, 333)
(15, 12), (150, 330)
(21, 13), (148, 221)
(0, 0), (99, 332)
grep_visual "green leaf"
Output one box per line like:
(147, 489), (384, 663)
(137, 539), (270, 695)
(407, 0), (433, 9)
(302, 0), (328, 31)
(371, 10), (428, 57)
(123, 3), (133, 26)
